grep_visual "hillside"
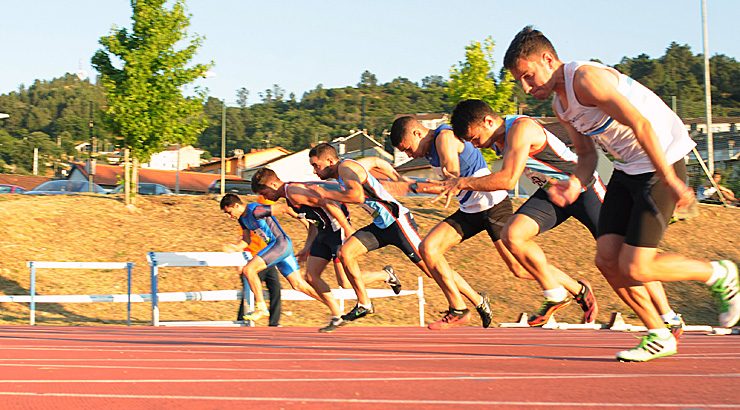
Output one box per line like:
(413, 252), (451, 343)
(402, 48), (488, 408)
(0, 194), (738, 329)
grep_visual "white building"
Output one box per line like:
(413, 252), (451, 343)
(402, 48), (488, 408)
(143, 145), (205, 171)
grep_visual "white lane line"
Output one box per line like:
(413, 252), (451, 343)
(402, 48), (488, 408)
(0, 373), (737, 383)
(0, 391), (736, 408)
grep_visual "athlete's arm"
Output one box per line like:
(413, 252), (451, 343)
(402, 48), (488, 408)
(574, 65), (693, 207)
(547, 109), (598, 207)
(309, 162), (367, 204)
(287, 184), (355, 235)
(434, 119), (537, 207)
(357, 156), (408, 182)
(296, 223), (317, 262)
(223, 230), (249, 253)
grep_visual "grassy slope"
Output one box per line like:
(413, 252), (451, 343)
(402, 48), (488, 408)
(0, 194), (738, 328)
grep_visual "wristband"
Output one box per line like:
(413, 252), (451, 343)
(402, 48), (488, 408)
(409, 182), (419, 194)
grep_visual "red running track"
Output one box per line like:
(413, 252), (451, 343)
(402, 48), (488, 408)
(0, 325), (737, 409)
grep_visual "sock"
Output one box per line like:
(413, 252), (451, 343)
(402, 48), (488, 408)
(660, 310), (678, 322)
(257, 301), (268, 311)
(543, 287), (568, 302)
(476, 295), (484, 307)
(450, 307), (468, 315)
(705, 261), (727, 286)
(358, 302), (373, 309)
(648, 327), (672, 339)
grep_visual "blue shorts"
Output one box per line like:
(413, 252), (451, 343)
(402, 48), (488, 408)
(256, 240), (299, 277)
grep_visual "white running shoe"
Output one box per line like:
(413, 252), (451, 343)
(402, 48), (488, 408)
(616, 333), (677, 362)
(710, 260), (740, 327)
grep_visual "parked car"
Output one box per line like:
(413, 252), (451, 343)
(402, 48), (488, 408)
(207, 179), (253, 195)
(25, 180), (107, 195)
(0, 184), (26, 194)
(109, 183), (173, 195)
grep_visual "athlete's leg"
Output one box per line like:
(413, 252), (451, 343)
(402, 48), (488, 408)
(621, 248), (713, 284)
(305, 256), (342, 317)
(240, 256), (268, 308)
(595, 235), (664, 329)
(337, 235), (372, 306)
(644, 280), (673, 316)
(501, 214), (581, 294)
(284, 269), (323, 301)
(418, 222), (468, 310)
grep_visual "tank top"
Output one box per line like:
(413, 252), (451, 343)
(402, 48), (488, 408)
(337, 158), (409, 229)
(238, 203), (291, 247)
(425, 124), (507, 212)
(284, 182), (349, 232)
(553, 61), (695, 175)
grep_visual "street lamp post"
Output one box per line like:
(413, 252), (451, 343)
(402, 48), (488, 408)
(88, 101), (96, 192)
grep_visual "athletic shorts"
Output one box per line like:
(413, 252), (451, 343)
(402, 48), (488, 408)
(443, 196), (513, 242)
(516, 186), (602, 238)
(598, 160), (687, 248)
(256, 239), (299, 277)
(310, 229), (342, 261)
(354, 213), (422, 263)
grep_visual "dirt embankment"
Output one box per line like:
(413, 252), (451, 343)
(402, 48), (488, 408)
(0, 194), (738, 328)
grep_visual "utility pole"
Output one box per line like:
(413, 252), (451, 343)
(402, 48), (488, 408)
(360, 95), (366, 158)
(220, 102), (226, 196)
(701, 0), (714, 175)
(88, 101), (95, 192)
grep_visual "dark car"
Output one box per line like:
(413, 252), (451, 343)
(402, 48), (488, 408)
(207, 179), (253, 195)
(0, 184), (26, 194)
(109, 183), (173, 195)
(25, 180), (107, 195)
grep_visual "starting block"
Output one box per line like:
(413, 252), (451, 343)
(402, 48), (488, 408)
(557, 321), (606, 330)
(499, 312), (530, 328)
(608, 312), (647, 332)
(709, 327), (740, 336)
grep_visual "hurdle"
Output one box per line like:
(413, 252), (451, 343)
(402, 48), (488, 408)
(147, 252), (426, 327)
(2, 261), (135, 326)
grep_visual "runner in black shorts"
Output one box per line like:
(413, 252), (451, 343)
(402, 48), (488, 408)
(252, 167), (401, 332)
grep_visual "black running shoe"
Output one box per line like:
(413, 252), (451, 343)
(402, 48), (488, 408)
(319, 317), (345, 333)
(476, 292), (493, 328)
(384, 265), (402, 295)
(341, 304), (374, 322)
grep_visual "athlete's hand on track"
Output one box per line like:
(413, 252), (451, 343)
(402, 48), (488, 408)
(546, 176), (581, 207)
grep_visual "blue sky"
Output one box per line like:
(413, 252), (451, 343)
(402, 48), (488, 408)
(2, 0), (738, 103)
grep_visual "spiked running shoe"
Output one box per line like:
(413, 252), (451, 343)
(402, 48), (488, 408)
(243, 308), (269, 322)
(574, 279), (599, 324)
(710, 260), (740, 327)
(384, 265), (402, 295)
(319, 317), (345, 333)
(528, 297), (572, 326)
(428, 309), (471, 330)
(665, 314), (685, 341)
(476, 292), (493, 328)
(616, 333), (677, 362)
(341, 304), (374, 322)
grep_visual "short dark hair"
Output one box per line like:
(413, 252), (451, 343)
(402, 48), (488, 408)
(219, 193), (242, 209)
(450, 99), (495, 139)
(251, 167), (279, 193)
(389, 116), (417, 147)
(308, 142), (338, 159)
(503, 26), (559, 71)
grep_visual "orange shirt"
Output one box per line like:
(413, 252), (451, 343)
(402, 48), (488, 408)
(243, 229), (268, 254)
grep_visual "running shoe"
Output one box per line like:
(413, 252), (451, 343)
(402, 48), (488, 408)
(341, 304), (374, 322)
(319, 317), (345, 333)
(710, 260), (740, 327)
(616, 333), (677, 362)
(528, 297), (572, 326)
(243, 308), (269, 321)
(574, 279), (599, 324)
(384, 265), (402, 295)
(664, 314), (685, 341)
(428, 309), (471, 330)
(476, 292), (493, 328)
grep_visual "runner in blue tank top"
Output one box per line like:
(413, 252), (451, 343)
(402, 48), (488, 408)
(220, 193), (327, 323)
(306, 143), (428, 323)
(251, 168), (402, 332)
(390, 116), (518, 329)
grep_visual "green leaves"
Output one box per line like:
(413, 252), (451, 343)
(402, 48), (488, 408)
(92, 0), (212, 163)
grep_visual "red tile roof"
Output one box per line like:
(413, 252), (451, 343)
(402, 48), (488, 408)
(0, 174), (51, 190)
(71, 162), (244, 193)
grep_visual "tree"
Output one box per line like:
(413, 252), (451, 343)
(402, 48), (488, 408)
(358, 70), (378, 88)
(447, 36), (515, 114)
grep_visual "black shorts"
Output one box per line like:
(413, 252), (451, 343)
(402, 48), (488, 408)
(516, 186), (602, 238)
(598, 160), (687, 248)
(309, 229), (342, 261)
(443, 197), (513, 242)
(354, 213), (422, 263)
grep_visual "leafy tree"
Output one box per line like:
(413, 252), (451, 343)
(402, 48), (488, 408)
(447, 36), (515, 114)
(358, 70), (378, 88)
(91, 0), (212, 164)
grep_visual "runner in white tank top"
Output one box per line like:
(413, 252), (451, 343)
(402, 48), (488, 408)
(503, 26), (739, 363)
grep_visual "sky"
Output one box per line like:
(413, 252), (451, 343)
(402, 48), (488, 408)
(2, 0), (738, 104)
